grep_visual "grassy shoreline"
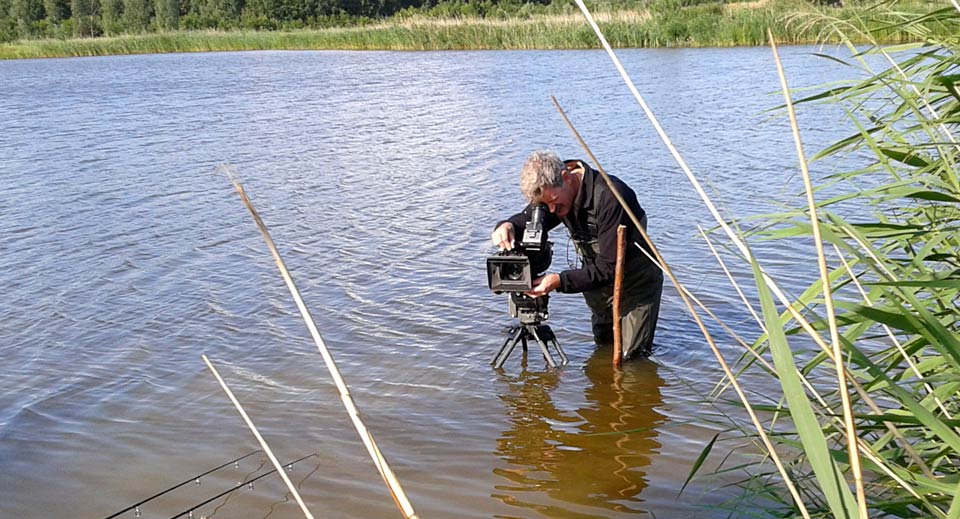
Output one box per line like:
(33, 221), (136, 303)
(0, 4), (939, 60)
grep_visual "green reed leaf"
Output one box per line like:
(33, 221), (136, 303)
(679, 432), (719, 497)
(750, 256), (860, 519)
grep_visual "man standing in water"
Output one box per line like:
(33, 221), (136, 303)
(491, 151), (663, 360)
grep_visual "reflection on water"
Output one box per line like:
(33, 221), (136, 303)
(494, 352), (666, 518)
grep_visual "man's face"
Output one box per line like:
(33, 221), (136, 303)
(539, 172), (574, 217)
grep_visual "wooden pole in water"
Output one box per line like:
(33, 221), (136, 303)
(201, 354), (316, 519)
(550, 96), (813, 519)
(612, 224), (626, 367)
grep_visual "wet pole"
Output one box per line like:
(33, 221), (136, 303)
(612, 225), (626, 367)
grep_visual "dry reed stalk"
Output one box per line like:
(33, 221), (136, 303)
(552, 96), (813, 519)
(569, 0), (806, 315)
(613, 224), (626, 367)
(769, 28), (940, 497)
(833, 244), (952, 421)
(768, 29), (868, 518)
(201, 354), (316, 519)
(698, 226), (764, 330)
(569, 0), (927, 491)
(223, 167), (419, 519)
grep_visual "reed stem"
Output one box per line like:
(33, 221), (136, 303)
(223, 167), (419, 519)
(768, 29), (868, 519)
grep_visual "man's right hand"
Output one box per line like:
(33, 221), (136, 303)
(491, 222), (515, 250)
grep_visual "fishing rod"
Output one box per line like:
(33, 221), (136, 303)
(168, 453), (319, 519)
(103, 450), (262, 519)
(202, 354), (316, 519)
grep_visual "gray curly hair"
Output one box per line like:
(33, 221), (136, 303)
(519, 151), (565, 202)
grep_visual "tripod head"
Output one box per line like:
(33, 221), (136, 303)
(509, 292), (549, 325)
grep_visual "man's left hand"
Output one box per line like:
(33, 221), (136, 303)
(526, 274), (561, 297)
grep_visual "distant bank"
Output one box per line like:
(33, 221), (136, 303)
(0, 3), (939, 60)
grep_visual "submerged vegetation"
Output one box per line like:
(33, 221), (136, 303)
(0, 0), (955, 58)
(672, 3), (960, 517)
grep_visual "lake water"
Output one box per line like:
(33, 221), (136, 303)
(1, 47), (860, 518)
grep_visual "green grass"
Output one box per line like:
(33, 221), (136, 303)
(0, 1), (952, 59)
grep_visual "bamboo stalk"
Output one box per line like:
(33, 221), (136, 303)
(769, 29), (867, 519)
(551, 98), (813, 519)
(201, 355), (316, 519)
(613, 224), (626, 367)
(223, 168), (419, 519)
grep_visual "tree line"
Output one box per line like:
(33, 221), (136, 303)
(0, 0), (570, 42)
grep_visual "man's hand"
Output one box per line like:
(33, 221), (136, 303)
(491, 222), (515, 250)
(525, 274), (561, 298)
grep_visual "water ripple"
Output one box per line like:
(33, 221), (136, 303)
(0, 47), (869, 519)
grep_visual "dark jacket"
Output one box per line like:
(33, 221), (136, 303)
(502, 160), (662, 304)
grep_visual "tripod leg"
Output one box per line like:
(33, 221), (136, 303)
(492, 328), (515, 367)
(550, 336), (568, 366)
(493, 327), (524, 369)
(536, 325), (568, 367)
(528, 326), (557, 368)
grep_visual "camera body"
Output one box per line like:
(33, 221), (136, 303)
(486, 203), (553, 294)
(486, 245), (552, 293)
(487, 204), (554, 325)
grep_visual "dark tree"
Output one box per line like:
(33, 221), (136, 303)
(71, 0), (99, 35)
(100, 0), (122, 32)
(200, 0), (239, 21)
(11, 0), (44, 28)
(43, 0), (68, 20)
(154, 0), (178, 27)
(122, 0), (150, 31)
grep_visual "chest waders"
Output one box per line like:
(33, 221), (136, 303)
(565, 186), (663, 360)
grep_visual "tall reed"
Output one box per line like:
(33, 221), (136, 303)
(698, 3), (960, 517)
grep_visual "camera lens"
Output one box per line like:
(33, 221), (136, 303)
(503, 264), (524, 281)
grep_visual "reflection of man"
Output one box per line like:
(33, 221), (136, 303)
(491, 151), (664, 359)
(493, 353), (667, 516)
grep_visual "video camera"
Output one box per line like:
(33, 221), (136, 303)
(487, 203), (567, 369)
(486, 203), (553, 294)
(486, 204), (553, 324)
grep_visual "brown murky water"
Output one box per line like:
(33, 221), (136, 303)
(0, 48), (855, 518)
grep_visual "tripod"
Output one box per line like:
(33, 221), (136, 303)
(492, 322), (568, 369)
(491, 294), (568, 369)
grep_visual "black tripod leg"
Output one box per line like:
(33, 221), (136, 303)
(528, 326), (557, 368)
(536, 325), (567, 366)
(493, 327), (524, 369)
(492, 328), (515, 367)
(550, 335), (568, 366)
